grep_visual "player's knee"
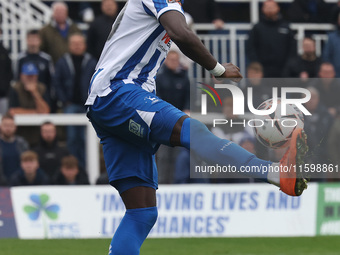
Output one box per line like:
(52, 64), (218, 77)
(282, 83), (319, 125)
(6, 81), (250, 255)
(190, 118), (210, 134)
(180, 118), (211, 148)
(142, 206), (158, 227)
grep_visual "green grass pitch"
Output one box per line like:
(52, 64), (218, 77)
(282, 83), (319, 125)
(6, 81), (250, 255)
(1, 237), (340, 255)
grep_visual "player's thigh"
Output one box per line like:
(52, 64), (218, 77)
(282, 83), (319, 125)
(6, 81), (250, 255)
(98, 134), (158, 189)
(88, 82), (186, 148)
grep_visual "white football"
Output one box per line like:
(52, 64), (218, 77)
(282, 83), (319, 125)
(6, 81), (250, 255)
(253, 98), (304, 149)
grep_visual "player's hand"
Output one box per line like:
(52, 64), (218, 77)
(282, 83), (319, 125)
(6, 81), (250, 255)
(216, 63), (243, 82)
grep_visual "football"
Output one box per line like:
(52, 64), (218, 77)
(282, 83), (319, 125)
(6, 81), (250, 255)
(253, 98), (304, 149)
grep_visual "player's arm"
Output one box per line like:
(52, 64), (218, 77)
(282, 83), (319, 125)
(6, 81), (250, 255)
(159, 10), (242, 81)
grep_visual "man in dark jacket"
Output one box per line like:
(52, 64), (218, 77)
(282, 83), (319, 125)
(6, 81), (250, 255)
(17, 30), (54, 109)
(246, 0), (296, 77)
(39, 1), (81, 63)
(87, 0), (118, 60)
(34, 121), (69, 180)
(53, 33), (96, 169)
(283, 37), (322, 78)
(10, 150), (49, 186)
(0, 35), (13, 115)
(0, 114), (29, 182)
(156, 50), (190, 112)
(52, 155), (89, 185)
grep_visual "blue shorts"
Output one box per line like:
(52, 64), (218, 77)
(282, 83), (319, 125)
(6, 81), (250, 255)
(87, 81), (186, 193)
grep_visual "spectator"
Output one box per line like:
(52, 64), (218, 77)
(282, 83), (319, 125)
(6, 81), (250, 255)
(33, 121), (69, 180)
(52, 155), (89, 185)
(39, 1), (81, 63)
(244, 62), (272, 110)
(9, 63), (50, 115)
(17, 29), (54, 106)
(156, 50), (190, 184)
(303, 87), (333, 174)
(182, 0), (224, 29)
(0, 30), (13, 115)
(53, 33), (96, 168)
(287, 0), (330, 23)
(156, 50), (190, 112)
(246, 0), (296, 77)
(8, 63), (50, 146)
(312, 62), (340, 116)
(283, 37), (322, 78)
(10, 150), (49, 186)
(87, 0), (118, 60)
(0, 114), (29, 181)
(323, 14), (340, 77)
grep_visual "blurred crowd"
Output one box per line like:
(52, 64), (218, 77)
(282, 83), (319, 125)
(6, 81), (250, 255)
(0, 0), (340, 186)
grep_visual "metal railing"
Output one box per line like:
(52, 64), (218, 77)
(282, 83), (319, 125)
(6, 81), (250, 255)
(0, 0), (52, 61)
(190, 23), (335, 78)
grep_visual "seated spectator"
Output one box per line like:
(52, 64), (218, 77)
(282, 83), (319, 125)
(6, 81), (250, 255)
(156, 50), (190, 112)
(246, 0), (296, 77)
(39, 1), (81, 63)
(10, 150), (49, 186)
(9, 63), (50, 115)
(244, 62), (272, 110)
(17, 30), (54, 108)
(283, 37), (322, 79)
(323, 14), (340, 77)
(312, 62), (340, 116)
(33, 121), (69, 180)
(156, 50), (190, 183)
(287, 0), (331, 23)
(0, 29), (13, 115)
(8, 63), (50, 146)
(0, 114), (29, 182)
(52, 155), (89, 185)
(52, 33), (97, 168)
(87, 0), (118, 60)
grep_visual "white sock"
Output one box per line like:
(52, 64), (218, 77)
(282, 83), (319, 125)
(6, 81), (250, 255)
(267, 162), (280, 187)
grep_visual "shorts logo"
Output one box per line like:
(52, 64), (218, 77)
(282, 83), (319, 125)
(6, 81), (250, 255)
(129, 119), (144, 137)
(145, 96), (160, 104)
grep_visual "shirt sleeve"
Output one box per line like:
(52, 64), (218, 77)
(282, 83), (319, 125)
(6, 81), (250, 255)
(142, 0), (184, 20)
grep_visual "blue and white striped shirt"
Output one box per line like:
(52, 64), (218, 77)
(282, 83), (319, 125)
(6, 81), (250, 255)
(85, 0), (184, 105)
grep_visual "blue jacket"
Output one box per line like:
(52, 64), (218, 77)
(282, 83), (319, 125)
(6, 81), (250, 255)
(53, 53), (97, 105)
(323, 30), (340, 78)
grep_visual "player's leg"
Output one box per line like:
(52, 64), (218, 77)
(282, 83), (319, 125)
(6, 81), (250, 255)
(98, 134), (158, 255)
(169, 116), (308, 196)
(87, 112), (159, 255)
(109, 185), (157, 255)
